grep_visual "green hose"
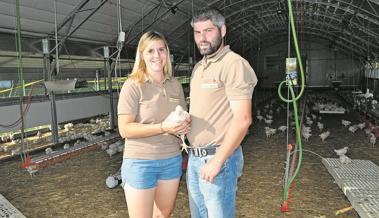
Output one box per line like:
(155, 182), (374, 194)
(278, 0), (306, 201)
(16, 0), (26, 162)
(282, 82), (303, 201)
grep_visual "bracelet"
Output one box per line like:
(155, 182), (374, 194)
(160, 123), (164, 133)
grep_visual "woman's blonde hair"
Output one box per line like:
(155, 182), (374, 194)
(129, 31), (172, 83)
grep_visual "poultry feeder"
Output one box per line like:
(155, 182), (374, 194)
(21, 133), (120, 175)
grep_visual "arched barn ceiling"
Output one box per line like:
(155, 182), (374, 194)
(0, 0), (377, 60)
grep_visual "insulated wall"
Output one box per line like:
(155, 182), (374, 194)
(0, 93), (118, 133)
(254, 41), (361, 88)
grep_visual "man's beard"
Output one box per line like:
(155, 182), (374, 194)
(197, 33), (222, 56)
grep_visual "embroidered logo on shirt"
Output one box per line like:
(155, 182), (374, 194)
(169, 97), (180, 102)
(201, 83), (222, 89)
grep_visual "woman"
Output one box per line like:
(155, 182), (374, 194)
(117, 31), (190, 218)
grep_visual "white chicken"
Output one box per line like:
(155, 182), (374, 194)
(306, 119), (313, 126)
(319, 131), (330, 142)
(334, 146), (348, 156)
(317, 122), (324, 131)
(36, 131), (42, 139)
(302, 126), (311, 134)
(339, 154), (352, 164)
(278, 126), (287, 133)
(100, 142), (109, 151)
(302, 132), (312, 141)
(341, 120), (351, 127)
(106, 146), (118, 157)
(164, 105), (191, 153)
(64, 123), (74, 131)
(106, 168), (122, 189)
(369, 134), (376, 148)
(357, 122), (366, 130)
(256, 115), (264, 122)
(45, 147), (53, 155)
(1, 135), (10, 142)
(264, 119), (273, 125)
(264, 127), (276, 138)
(11, 148), (21, 156)
(63, 143), (70, 150)
(256, 109), (261, 116)
(348, 125), (358, 133)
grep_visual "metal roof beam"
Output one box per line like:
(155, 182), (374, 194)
(366, 0), (378, 16)
(123, 3), (162, 43)
(49, 0), (91, 35)
(49, 0), (108, 54)
(226, 10), (378, 50)
(48, 0), (108, 76)
(303, 0), (379, 25)
(125, 0), (186, 45)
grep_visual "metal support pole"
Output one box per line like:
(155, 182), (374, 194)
(95, 70), (100, 91)
(104, 46), (115, 130)
(334, 49), (337, 80)
(42, 39), (49, 96)
(43, 39), (59, 144)
(49, 92), (59, 144)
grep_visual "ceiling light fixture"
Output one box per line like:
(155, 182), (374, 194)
(170, 5), (178, 14)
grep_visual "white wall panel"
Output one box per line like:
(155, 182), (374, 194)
(0, 94), (118, 133)
(255, 41), (361, 88)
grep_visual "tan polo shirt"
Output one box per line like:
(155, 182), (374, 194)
(117, 77), (186, 159)
(187, 45), (257, 148)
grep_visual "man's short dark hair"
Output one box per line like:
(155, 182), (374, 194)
(191, 7), (225, 28)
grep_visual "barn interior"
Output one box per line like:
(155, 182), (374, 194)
(0, 0), (379, 217)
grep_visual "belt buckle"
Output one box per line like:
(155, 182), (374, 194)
(200, 148), (207, 157)
(193, 147), (208, 157)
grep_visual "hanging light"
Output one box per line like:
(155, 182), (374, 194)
(170, 5), (178, 14)
(44, 79), (76, 92)
(276, 0), (283, 15)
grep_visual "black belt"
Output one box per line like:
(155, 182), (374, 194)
(190, 145), (220, 157)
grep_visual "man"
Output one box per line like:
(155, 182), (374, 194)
(186, 7), (258, 218)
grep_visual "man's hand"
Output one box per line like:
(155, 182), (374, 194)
(200, 158), (224, 183)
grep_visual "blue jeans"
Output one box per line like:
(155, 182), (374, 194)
(186, 146), (243, 218)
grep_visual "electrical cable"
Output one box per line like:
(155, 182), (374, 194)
(291, 149), (325, 160)
(279, 0), (307, 209)
(54, 0), (60, 76)
(113, 0), (124, 94)
(0, 85), (34, 128)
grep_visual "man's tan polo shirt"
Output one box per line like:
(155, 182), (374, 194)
(117, 77), (186, 159)
(187, 45), (257, 148)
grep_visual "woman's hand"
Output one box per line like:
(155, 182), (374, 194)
(161, 117), (191, 135)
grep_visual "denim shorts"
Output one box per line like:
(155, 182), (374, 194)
(121, 154), (182, 189)
(186, 146), (243, 218)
